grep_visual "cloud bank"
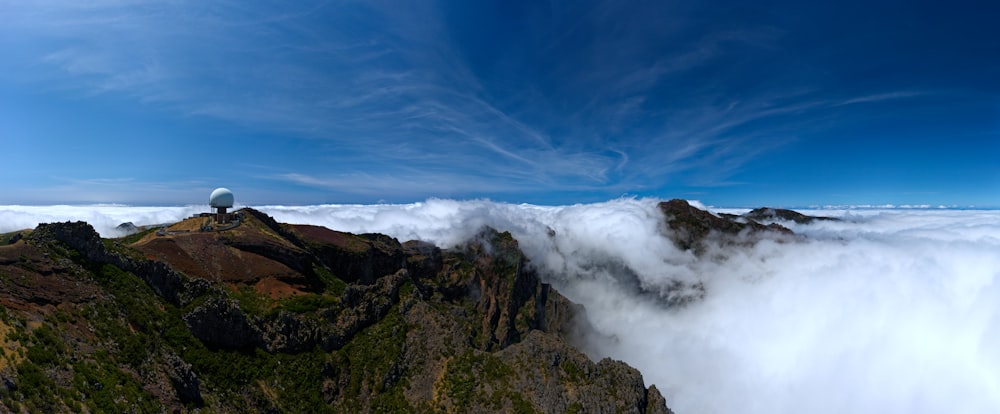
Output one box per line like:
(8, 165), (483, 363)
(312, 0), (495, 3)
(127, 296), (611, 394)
(0, 205), (204, 238)
(3, 199), (999, 413)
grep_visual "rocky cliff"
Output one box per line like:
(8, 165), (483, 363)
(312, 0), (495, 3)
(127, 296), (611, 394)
(658, 199), (795, 252)
(0, 209), (671, 413)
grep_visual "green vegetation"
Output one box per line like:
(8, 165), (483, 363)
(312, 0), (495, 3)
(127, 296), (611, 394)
(1, 302), (158, 413)
(117, 227), (158, 245)
(515, 294), (538, 333)
(227, 263), (346, 318)
(230, 285), (273, 315)
(560, 359), (587, 384)
(0, 217), (654, 413)
(440, 349), (529, 411)
(0, 230), (27, 245)
(330, 306), (413, 413)
(90, 262), (340, 411)
(314, 263), (348, 296)
(280, 293), (338, 313)
(24, 324), (63, 364)
(230, 284), (339, 316)
(0, 249), (346, 412)
(104, 229), (159, 261)
(70, 356), (160, 413)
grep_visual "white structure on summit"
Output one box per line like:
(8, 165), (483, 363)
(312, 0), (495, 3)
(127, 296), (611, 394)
(209, 187), (235, 224)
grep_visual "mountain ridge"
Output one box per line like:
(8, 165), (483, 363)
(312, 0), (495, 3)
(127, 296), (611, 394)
(0, 208), (672, 413)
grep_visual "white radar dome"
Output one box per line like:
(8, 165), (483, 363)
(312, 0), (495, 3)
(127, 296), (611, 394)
(209, 188), (235, 208)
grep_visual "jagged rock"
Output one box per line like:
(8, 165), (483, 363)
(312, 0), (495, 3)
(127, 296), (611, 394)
(219, 234), (314, 276)
(402, 240), (442, 280)
(30, 221), (186, 304)
(122, 258), (187, 305)
(116, 222), (139, 235)
(645, 385), (673, 414)
(31, 221), (106, 260)
(241, 208), (308, 247)
(292, 224), (407, 285)
(6, 232), (22, 245)
(744, 207), (838, 224)
(320, 269), (408, 351)
(183, 295), (261, 348)
(487, 330), (669, 414)
(0, 239), (100, 306)
(259, 310), (320, 353)
(164, 351), (202, 406)
(539, 283), (587, 340)
(2, 375), (17, 392)
(440, 227), (547, 351)
(4, 211), (674, 413)
(659, 199), (792, 251)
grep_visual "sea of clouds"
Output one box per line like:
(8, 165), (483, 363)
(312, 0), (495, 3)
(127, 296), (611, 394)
(3, 199), (999, 413)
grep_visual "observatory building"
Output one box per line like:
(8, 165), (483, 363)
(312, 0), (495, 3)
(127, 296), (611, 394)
(209, 187), (235, 224)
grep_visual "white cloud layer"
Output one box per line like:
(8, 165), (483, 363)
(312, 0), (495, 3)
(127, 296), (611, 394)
(3, 199), (999, 413)
(0, 205), (204, 237)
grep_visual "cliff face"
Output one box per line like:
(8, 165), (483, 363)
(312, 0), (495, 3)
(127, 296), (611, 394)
(0, 210), (671, 413)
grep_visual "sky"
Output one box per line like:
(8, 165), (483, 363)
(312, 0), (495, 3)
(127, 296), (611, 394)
(2, 0), (998, 207)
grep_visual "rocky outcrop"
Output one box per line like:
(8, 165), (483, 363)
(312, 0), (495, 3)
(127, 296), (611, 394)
(180, 267), (411, 353)
(115, 222), (139, 235)
(5, 232), (22, 245)
(492, 331), (673, 414)
(320, 269), (409, 351)
(744, 207), (838, 224)
(258, 310), (321, 353)
(183, 295), (261, 349)
(438, 228), (549, 351)
(163, 351), (202, 405)
(292, 224), (407, 285)
(4, 212), (672, 413)
(218, 234), (314, 276)
(0, 237), (101, 308)
(402, 240), (442, 279)
(241, 208), (308, 248)
(30, 221), (187, 305)
(645, 385), (672, 414)
(244, 207), (408, 285)
(659, 199), (793, 251)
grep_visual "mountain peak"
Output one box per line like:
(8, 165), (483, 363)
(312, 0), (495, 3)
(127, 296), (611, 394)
(0, 210), (671, 413)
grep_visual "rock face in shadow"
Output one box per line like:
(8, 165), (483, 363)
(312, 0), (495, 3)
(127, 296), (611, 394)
(495, 331), (674, 414)
(659, 199), (793, 252)
(744, 207), (839, 224)
(163, 351), (202, 406)
(658, 199), (834, 254)
(31, 221), (187, 304)
(0, 211), (671, 413)
(653, 200), (840, 307)
(290, 224), (406, 285)
(183, 296), (261, 349)
(437, 228), (546, 351)
(401, 239), (442, 279)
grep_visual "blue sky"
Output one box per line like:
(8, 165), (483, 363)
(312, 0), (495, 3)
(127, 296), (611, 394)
(2, 0), (998, 207)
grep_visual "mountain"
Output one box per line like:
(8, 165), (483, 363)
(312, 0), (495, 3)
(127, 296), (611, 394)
(658, 199), (837, 252)
(0, 208), (672, 413)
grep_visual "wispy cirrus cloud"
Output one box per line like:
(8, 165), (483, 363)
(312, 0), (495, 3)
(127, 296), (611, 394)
(833, 91), (930, 107)
(1, 0), (951, 204)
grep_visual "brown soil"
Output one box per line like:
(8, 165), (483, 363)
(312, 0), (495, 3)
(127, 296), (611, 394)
(0, 240), (101, 310)
(130, 214), (311, 298)
(290, 225), (369, 253)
